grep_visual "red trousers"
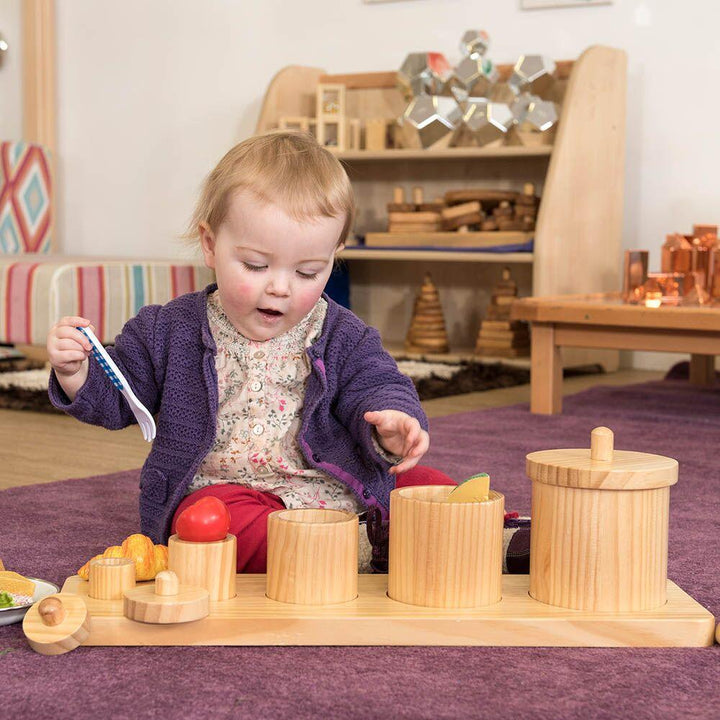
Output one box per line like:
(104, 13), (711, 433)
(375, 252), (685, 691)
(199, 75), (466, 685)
(170, 466), (456, 573)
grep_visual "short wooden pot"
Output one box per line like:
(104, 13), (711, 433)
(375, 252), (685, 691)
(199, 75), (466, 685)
(266, 509), (358, 605)
(88, 557), (136, 600)
(168, 534), (237, 601)
(527, 427), (679, 612)
(388, 485), (504, 608)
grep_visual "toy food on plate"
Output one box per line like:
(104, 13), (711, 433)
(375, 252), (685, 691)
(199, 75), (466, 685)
(0, 570), (36, 607)
(77, 533), (168, 581)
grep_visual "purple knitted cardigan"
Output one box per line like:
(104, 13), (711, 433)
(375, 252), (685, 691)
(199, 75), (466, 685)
(49, 285), (427, 544)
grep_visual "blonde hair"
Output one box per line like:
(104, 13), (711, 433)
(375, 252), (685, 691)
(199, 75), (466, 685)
(186, 130), (355, 247)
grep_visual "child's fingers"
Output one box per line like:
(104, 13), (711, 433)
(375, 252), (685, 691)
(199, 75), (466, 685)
(58, 315), (92, 328)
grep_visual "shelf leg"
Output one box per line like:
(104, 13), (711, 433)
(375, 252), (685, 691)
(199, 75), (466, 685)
(531, 323), (563, 414)
(689, 354), (716, 386)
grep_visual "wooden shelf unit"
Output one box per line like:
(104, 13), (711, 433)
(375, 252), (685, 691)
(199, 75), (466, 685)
(335, 146), (553, 161)
(340, 248), (533, 264)
(256, 46), (626, 369)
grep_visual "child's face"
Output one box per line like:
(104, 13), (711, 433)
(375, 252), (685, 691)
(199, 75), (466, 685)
(200, 190), (345, 342)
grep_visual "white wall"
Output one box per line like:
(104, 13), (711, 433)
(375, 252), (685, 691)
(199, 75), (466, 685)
(3, 1), (719, 369)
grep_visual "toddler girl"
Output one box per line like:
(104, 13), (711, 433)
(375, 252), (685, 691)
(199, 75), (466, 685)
(47, 130), (456, 572)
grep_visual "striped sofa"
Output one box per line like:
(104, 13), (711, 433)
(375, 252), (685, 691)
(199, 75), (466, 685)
(0, 142), (213, 345)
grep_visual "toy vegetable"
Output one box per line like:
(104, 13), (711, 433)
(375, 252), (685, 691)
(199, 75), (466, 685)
(175, 497), (231, 543)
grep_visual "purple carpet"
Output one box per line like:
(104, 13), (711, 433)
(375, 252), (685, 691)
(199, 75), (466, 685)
(1, 376), (718, 719)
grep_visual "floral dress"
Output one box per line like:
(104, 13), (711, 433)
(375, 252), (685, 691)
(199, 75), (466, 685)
(187, 292), (367, 516)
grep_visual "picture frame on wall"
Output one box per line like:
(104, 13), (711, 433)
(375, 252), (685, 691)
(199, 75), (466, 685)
(521, 0), (612, 8)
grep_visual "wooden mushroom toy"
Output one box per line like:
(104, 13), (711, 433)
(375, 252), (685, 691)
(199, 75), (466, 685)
(123, 570), (209, 624)
(23, 594), (90, 655)
(527, 426), (679, 612)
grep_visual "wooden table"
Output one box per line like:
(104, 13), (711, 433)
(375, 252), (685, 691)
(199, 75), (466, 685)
(511, 293), (720, 414)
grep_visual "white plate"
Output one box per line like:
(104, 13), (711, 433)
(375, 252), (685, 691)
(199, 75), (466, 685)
(0, 578), (59, 626)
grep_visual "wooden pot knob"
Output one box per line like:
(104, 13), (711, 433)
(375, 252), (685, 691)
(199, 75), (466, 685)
(23, 593), (90, 655)
(38, 596), (65, 626)
(590, 426), (614, 461)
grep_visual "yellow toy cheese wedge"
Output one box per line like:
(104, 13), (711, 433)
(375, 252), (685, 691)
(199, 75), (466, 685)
(446, 473), (491, 503)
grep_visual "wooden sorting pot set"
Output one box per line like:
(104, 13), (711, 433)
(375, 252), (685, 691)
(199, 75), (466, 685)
(76, 426), (678, 618)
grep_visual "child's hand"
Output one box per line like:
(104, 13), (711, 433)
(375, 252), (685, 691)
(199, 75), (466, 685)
(364, 410), (429, 475)
(47, 316), (94, 376)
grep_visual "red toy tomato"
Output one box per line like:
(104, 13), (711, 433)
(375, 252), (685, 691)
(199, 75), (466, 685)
(176, 496), (231, 543)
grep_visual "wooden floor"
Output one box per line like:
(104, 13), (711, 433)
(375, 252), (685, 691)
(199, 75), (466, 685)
(0, 369), (663, 491)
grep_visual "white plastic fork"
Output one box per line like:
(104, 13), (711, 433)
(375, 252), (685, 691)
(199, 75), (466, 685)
(77, 326), (156, 442)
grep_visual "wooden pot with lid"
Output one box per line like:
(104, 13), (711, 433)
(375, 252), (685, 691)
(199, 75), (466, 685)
(526, 426), (678, 612)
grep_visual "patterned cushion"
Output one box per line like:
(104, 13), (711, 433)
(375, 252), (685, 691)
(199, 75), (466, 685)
(0, 142), (53, 254)
(0, 256), (214, 345)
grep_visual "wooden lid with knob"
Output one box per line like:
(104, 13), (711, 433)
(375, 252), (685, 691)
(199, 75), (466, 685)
(526, 426), (678, 490)
(23, 593), (90, 655)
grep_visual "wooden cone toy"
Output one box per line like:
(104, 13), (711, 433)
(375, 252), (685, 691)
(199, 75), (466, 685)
(475, 267), (530, 358)
(405, 273), (450, 354)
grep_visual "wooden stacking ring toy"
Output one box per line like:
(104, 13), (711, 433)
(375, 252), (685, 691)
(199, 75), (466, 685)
(168, 533), (237, 601)
(88, 556), (136, 600)
(266, 508), (358, 605)
(23, 593), (90, 655)
(527, 426), (679, 611)
(388, 485), (504, 608)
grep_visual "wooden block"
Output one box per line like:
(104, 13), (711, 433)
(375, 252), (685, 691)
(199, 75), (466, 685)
(497, 219), (524, 232)
(418, 202), (446, 212)
(123, 572), (210, 624)
(267, 509), (358, 605)
(441, 201), (482, 220)
(60, 573), (717, 648)
(445, 189), (519, 205)
(388, 211), (442, 224)
(23, 593), (90, 655)
(365, 118), (388, 151)
(411, 187), (424, 205)
(493, 295), (517, 306)
(482, 320), (524, 331)
(387, 223), (442, 233)
(348, 118), (361, 150)
(316, 83), (346, 150)
(493, 202), (514, 218)
(480, 220), (499, 231)
(392, 186), (405, 204)
(442, 212), (483, 231)
(387, 202), (415, 213)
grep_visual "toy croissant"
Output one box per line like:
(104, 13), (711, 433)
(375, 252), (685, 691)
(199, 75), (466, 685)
(77, 533), (168, 581)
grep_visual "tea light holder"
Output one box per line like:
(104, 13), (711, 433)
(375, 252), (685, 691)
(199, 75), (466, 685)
(266, 509), (358, 605)
(527, 426), (678, 612)
(388, 485), (504, 608)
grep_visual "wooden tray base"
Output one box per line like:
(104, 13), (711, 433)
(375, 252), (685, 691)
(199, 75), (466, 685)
(61, 574), (715, 648)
